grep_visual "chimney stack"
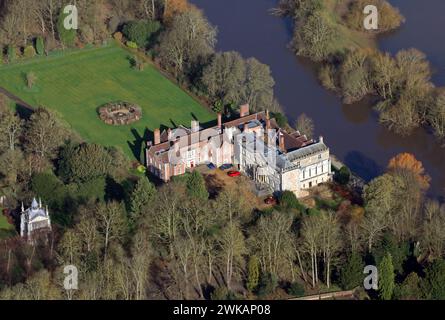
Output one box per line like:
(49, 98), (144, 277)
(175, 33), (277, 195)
(217, 113), (222, 129)
(240, 104), (250, 118)
(174, 140), (180, 154)
(279, 131), (285, 152)
(265, 109), (271, 131)
(191, 120), (200, 133)
(319, 136), (324, 144)
(168, 128), (173, 141)
(154, 128), (160, 145)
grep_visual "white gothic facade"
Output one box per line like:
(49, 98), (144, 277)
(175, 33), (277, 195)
(20, 198), (52, 241)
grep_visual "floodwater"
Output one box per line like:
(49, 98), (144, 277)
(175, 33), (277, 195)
(191, 0), (445, 198)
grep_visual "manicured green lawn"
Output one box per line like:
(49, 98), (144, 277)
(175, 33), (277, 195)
(0, 44), (214, 160)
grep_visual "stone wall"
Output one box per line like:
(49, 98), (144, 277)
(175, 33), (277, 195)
(98, 102), (142, 125)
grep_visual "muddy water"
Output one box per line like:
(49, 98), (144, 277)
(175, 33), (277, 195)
(191, 0), (445, 198)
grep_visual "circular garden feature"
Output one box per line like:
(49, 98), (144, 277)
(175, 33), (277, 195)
(98, 101), (142, 125)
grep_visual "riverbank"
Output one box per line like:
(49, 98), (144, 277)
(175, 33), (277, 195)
(190, 0), (445, 198)
(287, 0), (445, 144)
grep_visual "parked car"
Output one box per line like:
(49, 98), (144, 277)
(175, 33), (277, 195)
(219, 163), (232, 170)
(207, 163), (216, 170)
(264, 196), (277, 205)
(227, 170), (241, 177)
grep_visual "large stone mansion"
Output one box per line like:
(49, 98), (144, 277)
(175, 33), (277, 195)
(146, 105), (332, 197)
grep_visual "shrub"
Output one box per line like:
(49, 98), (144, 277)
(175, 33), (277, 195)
(113, 32), (123, 42)
(79, 25), (95, 44)
(272, 112), (288, 128)
(126, 41), (138, 49)
(136, 165), (146, 174)
(26, 72), (37, 89)
(210, 287), (238, 300)
(287, 282), (305, 297)
(279, 190), (301, 210)
(130, 56), (145, 71)
(335, 166), (350, 185)
(257, 273), (278, 298)
(24, 46), (36, 58)
(7, 45), (16, 63)
(36, 37), (45, 55)
(122, 20), (161, 48)
(318, 63), (336, 90)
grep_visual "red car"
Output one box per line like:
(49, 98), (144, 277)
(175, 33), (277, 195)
(227, 170), (241, 177)
(264, 196), (277, 205)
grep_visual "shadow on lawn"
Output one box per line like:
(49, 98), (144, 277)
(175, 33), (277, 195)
(128, 127), (151, 163)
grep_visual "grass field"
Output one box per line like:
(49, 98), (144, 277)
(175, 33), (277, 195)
(0, 211), (15, 239)
(0, 43), (214, 160)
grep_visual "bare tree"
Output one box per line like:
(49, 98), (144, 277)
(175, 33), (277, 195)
(96, 201), (127, 256)
(422, 200), (445, 260)
(295, 113), (314, 139)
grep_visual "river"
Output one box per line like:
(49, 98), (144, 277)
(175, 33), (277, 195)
(190, 0), (445, 199)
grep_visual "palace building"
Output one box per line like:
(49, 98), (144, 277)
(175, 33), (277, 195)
(146, 104), (332, 197)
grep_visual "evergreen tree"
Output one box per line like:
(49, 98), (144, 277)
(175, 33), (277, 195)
(340, 252), (365, 290)
(247, 255), (260, 292)
(378, 252), (395, 300)
(36, 37), (45, 55)
(186, 171), (209, 200)
(374, 233), (409, 275)
(130, 177), (156, 218)
(7, 45), (16, 63)
(395, 272), (422, 300)
(422, 259), (445, 299)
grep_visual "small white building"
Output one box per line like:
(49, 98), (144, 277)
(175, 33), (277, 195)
(20, 198), (52, 241)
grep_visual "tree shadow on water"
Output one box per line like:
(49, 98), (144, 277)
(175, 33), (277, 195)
(344, 150), (383, 182)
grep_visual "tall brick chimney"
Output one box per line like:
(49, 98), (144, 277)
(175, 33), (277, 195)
(154, 128), (160, 145)
(279, 131), (285, 152)
(240, 104), (249, 118)
(266, 109), (271, 131)
(217, 113), (222, 129)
